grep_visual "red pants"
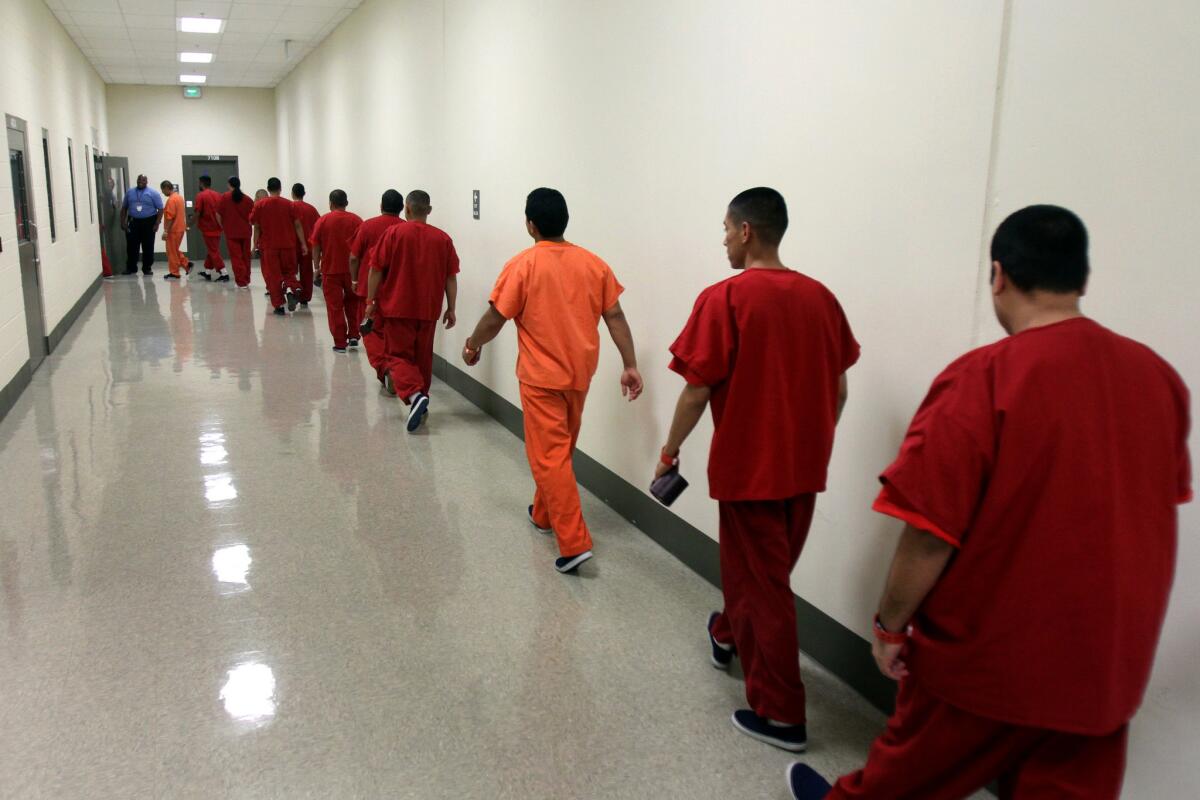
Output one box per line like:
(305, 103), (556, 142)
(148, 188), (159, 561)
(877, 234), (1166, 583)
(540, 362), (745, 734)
(378, 316), (434, 399)
(296, 250), (315, 303)
(322, 273), (362, 348)
(830, 679), (1128, 799)
(364, 322), (387, 382)
(520, 383), (592, 558)
(227, 236), (252, 286)
(261, 247), (299, 309)
(201, 231), (225, 272)
(710, 494), (814, 724)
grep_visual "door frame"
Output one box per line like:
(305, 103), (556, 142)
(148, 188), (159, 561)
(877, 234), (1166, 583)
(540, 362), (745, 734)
(7, 113), (48, 371)
(96, 154), (130, 273)
(182, 154), (239, 260)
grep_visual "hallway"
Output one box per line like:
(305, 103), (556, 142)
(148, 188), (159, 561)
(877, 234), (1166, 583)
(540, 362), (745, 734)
(0, 272), (898, 799)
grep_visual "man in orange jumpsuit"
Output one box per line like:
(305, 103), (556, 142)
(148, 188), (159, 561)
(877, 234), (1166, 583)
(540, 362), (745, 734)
(309, 189), (363, 352)
(785, 206), (1192, 800)
(192, 175), (226, 281)
(291, 182), (321, 307)
(364, 190), (457, 431)
(250, 177), (308, 315)
(461, 188), (644, 574)
(160, 181), (189, 280)
(350, 189), (406, 386)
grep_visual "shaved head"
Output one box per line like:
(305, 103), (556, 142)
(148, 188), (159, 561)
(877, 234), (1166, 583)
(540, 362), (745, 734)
(728, 187), (788, 246)
(406, 190), (431, 216)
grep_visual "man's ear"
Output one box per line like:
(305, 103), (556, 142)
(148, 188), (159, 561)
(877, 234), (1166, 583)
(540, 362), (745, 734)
(991, 260), (1006, 296)
(740, 221), (752, 243)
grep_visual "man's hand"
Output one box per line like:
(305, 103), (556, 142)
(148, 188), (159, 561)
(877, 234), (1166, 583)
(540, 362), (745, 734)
(462, 340), (481, 366)
(443, 309), (457, 330)
(620, 367), (644, 401)
(161, 231), (167, 241)
(301, 244), (309, 256)
(872, 637), (908, 681)
(654, 455), (676, 481)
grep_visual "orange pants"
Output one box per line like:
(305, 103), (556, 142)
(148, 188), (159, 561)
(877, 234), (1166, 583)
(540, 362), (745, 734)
(166, 228), (188, 275)
(520, 382), (592, 558)
(830, 679), (1128, 799)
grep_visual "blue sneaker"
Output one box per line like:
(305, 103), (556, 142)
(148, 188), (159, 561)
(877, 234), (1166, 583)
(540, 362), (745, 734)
(554, 551), (592, 574)
(732, 709), (807, 752)
(707, 611), (736, 670)
(786, 763), (832, 799)
(406, 392), (429, 432)
(527, 505), (553, 535)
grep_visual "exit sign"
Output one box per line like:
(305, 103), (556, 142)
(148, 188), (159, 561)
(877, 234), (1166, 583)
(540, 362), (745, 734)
(183, 86), (202, 99)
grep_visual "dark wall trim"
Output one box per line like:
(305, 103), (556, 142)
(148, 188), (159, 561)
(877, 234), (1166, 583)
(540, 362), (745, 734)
(432, 354), (898, 714)
(0, 361), (32, 425)
(47, 274), (103, 353)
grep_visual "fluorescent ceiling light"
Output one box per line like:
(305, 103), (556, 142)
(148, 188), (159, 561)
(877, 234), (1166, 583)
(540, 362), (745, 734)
(180, 74), (208, 84)
(179, 17), (224, 34)
(180, 52), (214, 63)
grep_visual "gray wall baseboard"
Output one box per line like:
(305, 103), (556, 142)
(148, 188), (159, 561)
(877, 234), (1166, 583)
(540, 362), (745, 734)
(432, 353), (898, 715)
(0, 361), (32, 425)
(47, 275), (103, 354)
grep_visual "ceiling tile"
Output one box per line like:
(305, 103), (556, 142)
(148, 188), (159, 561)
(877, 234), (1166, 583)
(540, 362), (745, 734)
(175, 1), (233, 18)
(214, 30), (267, 44)
(62, 0), (123, 12)
(223, 17), (278, 34)
(277, 6), (337, 24)
(270, 20), (324, 38)
(117, 0), (174, 14)
(229, 3), (288, 21)
(289, 0), (348, 7)
(124, 15), (177, 31)
(68, 10), (129, 27)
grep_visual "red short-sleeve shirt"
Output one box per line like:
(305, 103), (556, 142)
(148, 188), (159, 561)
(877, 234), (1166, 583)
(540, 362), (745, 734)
(293, 200), (320, 241)
(371, 221), (460, 321)
(194, 188), (223, 233)
(310, 210), (363, 275)
(668, 269), (859, 500)
(250, 195), (300, 250)
(218, 191), (253, 239)
(878, 318), (1191, 734)
(350, 214), (405, 297)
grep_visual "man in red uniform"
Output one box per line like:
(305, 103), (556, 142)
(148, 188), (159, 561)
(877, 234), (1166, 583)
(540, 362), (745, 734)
(250, 177), (307, 314)
(218, 177), (252, 287)
(657, 187), (859, 751)
(786, 205), (1192, 800)
(291, 182), (321, 307)
(349, 189), (405, 385)
(192, 175), (226, 281)
(310, 189), (363, 352)
(365, 190), (459, 432)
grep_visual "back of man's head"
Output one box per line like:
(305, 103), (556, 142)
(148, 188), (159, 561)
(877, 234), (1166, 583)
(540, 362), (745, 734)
(160, 180), (173, 191)
(267, 177), (282, 193)
(525, 188), (568, 238)
(381, 189), (404, 214)
(329, 189), (349, 208)
(292, 182), (306, 199)
(406, 190), (431, 217)
(991, 205), (1089, 293)
(727, 187), (788, 247)
(199, 175), (211, 188)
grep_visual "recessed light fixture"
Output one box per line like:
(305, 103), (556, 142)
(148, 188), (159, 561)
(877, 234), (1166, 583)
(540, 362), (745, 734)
(180, 52), (214, 63)
(179, 17), (224, 34)
(180, 74), (208, 84)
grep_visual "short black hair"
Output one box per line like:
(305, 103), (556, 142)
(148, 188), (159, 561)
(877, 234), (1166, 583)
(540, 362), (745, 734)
(199, 175), (211, 188)
(727, 187), (788, 247)
(329, 189), (348, 208)
(525, 188), (568, 238)
(160, 180), (172, 191)
(381, 189), (403, 214)
(406, 189), (431, 216)
(991, 205), (1089, 293)
(292, 183), (305, 198)
(267, 177), (282, 192)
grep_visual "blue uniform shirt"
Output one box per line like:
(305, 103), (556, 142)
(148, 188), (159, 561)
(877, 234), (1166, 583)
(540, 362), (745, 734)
(123, 187), (164, 219)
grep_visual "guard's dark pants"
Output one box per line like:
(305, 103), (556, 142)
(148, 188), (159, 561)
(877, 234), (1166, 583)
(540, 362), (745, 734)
(125, 217), (157, 272)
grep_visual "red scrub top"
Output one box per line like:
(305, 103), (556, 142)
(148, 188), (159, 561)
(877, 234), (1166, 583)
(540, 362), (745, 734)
(371, 221), (460, 321)
(194, 188), (223, 233)
(669, 269), (859, 501)
(294, 200), (320, 243)
(218, 191), (253, 239)
(250, 195), (300, 249)
(350, 214), (405, 297)
(309, 210), (363, 275)
(878, 317), (1191, 735)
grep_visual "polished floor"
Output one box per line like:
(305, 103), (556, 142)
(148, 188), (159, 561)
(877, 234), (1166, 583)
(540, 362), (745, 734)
(0, 269), (944, 799)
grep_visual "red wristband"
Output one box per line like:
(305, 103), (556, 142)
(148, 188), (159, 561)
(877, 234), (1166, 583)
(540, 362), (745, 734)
(873, 614), (910, 645)
(660, 450), (679, 467)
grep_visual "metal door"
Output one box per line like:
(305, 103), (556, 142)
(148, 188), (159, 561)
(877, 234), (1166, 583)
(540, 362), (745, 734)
(95, 154), (129, 272)
(7, 115), (48, 371)
(183, 155), (239, 259)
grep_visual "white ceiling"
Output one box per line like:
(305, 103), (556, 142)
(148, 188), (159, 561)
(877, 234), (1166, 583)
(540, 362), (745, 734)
(44, 0), (363, 88)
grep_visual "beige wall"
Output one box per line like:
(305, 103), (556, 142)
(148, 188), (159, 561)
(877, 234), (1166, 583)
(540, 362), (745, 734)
(106, 85), (278, 255)
(0, 0), (109, 387)
(277, 0), (1198, 794)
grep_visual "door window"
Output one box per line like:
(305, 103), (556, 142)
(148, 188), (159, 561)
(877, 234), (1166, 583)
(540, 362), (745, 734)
(41, 129), (56, 242)
(9, 147), (32, 243)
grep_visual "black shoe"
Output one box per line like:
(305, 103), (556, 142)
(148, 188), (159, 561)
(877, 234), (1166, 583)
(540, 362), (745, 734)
(731, 710), (807, 753)
(332, 346), (347, 354)
(786, 763), (832, 800)
(528, 505), (553, 535)
(300, 302), (309, 308)
(264, 291), (271, 296)
(708, 611), (736, 670)
(185, 261), (194, 274)
(216, 273), (230, 283)
(164, 273), (180, 281)
(347, 338), (359, 349)
(383, 374), (397, 396)
(555, 551), (593, 574)
(199, 271), (212, 281)
(406, 392), (429, 432)
(286, 290), (298, 312)
(274, 306), (286, 316)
